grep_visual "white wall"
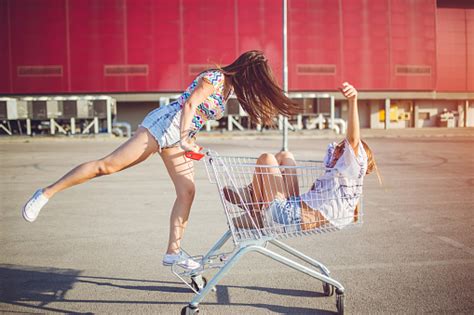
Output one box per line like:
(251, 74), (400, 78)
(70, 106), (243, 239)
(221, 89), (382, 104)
(415, 100), (458, 128)
(369, 100), (385, 129)
(467, 101), (474, 127)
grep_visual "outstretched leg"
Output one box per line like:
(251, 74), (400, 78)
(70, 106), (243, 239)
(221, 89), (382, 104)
(23, 127), (159, 222)
(43, 127), (159, 198)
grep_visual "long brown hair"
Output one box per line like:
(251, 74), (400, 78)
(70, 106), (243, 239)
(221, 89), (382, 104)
(335, 139), (377, 175)
(218, 50), (299, 125)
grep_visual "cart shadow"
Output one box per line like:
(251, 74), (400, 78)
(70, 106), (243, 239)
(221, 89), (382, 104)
(230, 285), (327, 297)
(214, 285), (335, 314)
(0, 264), (336, 314)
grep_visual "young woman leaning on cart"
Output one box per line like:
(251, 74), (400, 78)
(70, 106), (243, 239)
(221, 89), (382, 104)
(224, 82), (378, 231)
(22, 50), (299, 269)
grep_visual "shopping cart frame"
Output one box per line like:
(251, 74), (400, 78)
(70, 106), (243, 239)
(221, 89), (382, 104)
(175, 150), (363, 315)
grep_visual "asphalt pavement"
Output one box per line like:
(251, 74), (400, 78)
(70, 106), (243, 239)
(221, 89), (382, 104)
(1, 129), (473, 314)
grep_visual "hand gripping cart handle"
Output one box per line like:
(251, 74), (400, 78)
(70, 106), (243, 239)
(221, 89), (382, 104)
(184, 146), (205, 161)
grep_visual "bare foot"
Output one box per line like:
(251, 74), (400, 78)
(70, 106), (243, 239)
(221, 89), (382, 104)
(231, 211), (264, 229)
(223, 184), (255, 210)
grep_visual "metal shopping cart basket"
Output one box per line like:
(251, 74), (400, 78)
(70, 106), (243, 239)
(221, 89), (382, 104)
(174, 150), (364, 315)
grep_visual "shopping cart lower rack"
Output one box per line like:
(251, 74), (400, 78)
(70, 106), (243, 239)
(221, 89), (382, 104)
(173, 151), (364, 315)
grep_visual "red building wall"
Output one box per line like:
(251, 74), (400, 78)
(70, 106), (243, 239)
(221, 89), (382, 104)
(0, 0), (471, 94)
(468, 9), (474, 92)
(437, 8), (467, 91)
(0, 0), (10, 92)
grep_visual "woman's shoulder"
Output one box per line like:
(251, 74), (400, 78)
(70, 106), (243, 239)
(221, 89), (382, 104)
(199, 69), (225, 86)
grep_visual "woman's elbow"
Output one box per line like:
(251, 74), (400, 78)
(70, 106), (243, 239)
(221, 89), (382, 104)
(183, 101), (197, 112)
(347, 137), (359, 149)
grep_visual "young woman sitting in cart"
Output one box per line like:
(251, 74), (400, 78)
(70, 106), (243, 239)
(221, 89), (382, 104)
(224, 82), (377, 231)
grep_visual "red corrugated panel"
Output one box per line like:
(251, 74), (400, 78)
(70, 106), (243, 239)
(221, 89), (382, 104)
(126, 0), (181, 92)
(182, 0), (236, 85)
(9, 0), (68, 93)
(390, 0), (436, 90)
(237, 0), (283, 85)
(69, 0), (127, 92)
(341, 0), (391, 89)
(436, 8), (467, 91)
(288, 0), (341, 90)
(467, 9), (474, 91)
(0, 1), (11, 93)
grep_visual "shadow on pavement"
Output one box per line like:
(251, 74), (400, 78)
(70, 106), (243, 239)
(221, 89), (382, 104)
(0, 264), (334, 314)
(0, 264), (86, 313)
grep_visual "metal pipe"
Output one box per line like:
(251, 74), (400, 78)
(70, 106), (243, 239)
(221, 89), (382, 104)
(330, 96), (335, 130)
(282, 0), (289, 151)
(112, 121), (132, 137)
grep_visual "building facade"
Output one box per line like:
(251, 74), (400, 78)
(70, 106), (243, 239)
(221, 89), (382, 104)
(0, 0), (473, 132)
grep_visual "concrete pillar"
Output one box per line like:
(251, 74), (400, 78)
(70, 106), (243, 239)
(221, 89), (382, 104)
(50, 118), (55, 135)
(330, 96), (335, 130)
(414, 103), (420, 128)
(228, 115), (233, 131)
(26, 119), (31, 135)
(94, 117), (99, 134)
(70, 118), (76, 135)
(385, 98), (390, 129)
(296, 114), (302, 130)
(465, 100), (469, 128)
(106, 100), (112, 133)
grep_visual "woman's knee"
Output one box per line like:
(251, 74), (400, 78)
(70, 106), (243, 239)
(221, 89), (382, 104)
(275, 150), (295, 163)
(96, 159), (120, 176)
(257, 153), (278, 165)
(176, 181), (196, 202)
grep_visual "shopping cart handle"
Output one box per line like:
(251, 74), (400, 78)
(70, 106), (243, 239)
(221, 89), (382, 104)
(185, 146), (205, 161)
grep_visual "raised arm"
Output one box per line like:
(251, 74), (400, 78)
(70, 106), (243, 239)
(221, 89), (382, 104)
(340, 82), (360, 154)
(179, 78), (215, 152)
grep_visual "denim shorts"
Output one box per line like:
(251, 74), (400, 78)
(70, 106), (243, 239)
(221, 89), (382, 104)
(140, 101), (182, 150)
(265, 196), (302, 232)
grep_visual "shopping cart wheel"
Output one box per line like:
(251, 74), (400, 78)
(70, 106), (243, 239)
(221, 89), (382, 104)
(336, 292), (345, 315)
(322, 282), (334, 296)
(181, 305), (199, 315)
(190, 275), (207, 292)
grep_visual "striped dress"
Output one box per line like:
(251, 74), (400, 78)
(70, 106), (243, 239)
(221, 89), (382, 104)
(140, 70), (230, 149)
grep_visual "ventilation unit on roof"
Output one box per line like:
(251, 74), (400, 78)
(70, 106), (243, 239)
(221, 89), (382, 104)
(296, 64), (336, 75)
(17, 65), (63, 77)
(104, 64), (149, 76)
(395, 65), (431, 76)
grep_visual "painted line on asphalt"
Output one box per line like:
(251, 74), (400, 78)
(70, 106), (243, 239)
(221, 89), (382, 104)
(412, 222), (474, 256)
(331, 258), (474, 271)
(436, 236), (474, 256)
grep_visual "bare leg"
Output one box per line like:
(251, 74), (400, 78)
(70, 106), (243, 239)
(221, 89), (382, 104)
(43, 127), (159, 198)
(224, 151), (299, 209)
(159, 146), (195, 255)
(275, 151), (299, 197)
(232, 153), (286, 229)
(251, 153), (286, 205)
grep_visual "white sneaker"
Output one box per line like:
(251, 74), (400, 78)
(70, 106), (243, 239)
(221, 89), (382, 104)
(22, 189), (49, 222)
(162, 252), (201, 270)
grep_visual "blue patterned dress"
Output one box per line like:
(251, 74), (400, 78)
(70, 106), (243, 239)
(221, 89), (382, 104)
(140, 70), (230, 150)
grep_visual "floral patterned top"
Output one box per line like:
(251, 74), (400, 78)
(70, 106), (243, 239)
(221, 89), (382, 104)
(177, 70), (230, 136)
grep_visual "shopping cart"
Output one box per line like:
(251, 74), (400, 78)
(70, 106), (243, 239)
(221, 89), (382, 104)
(174, 150), (364, 315)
